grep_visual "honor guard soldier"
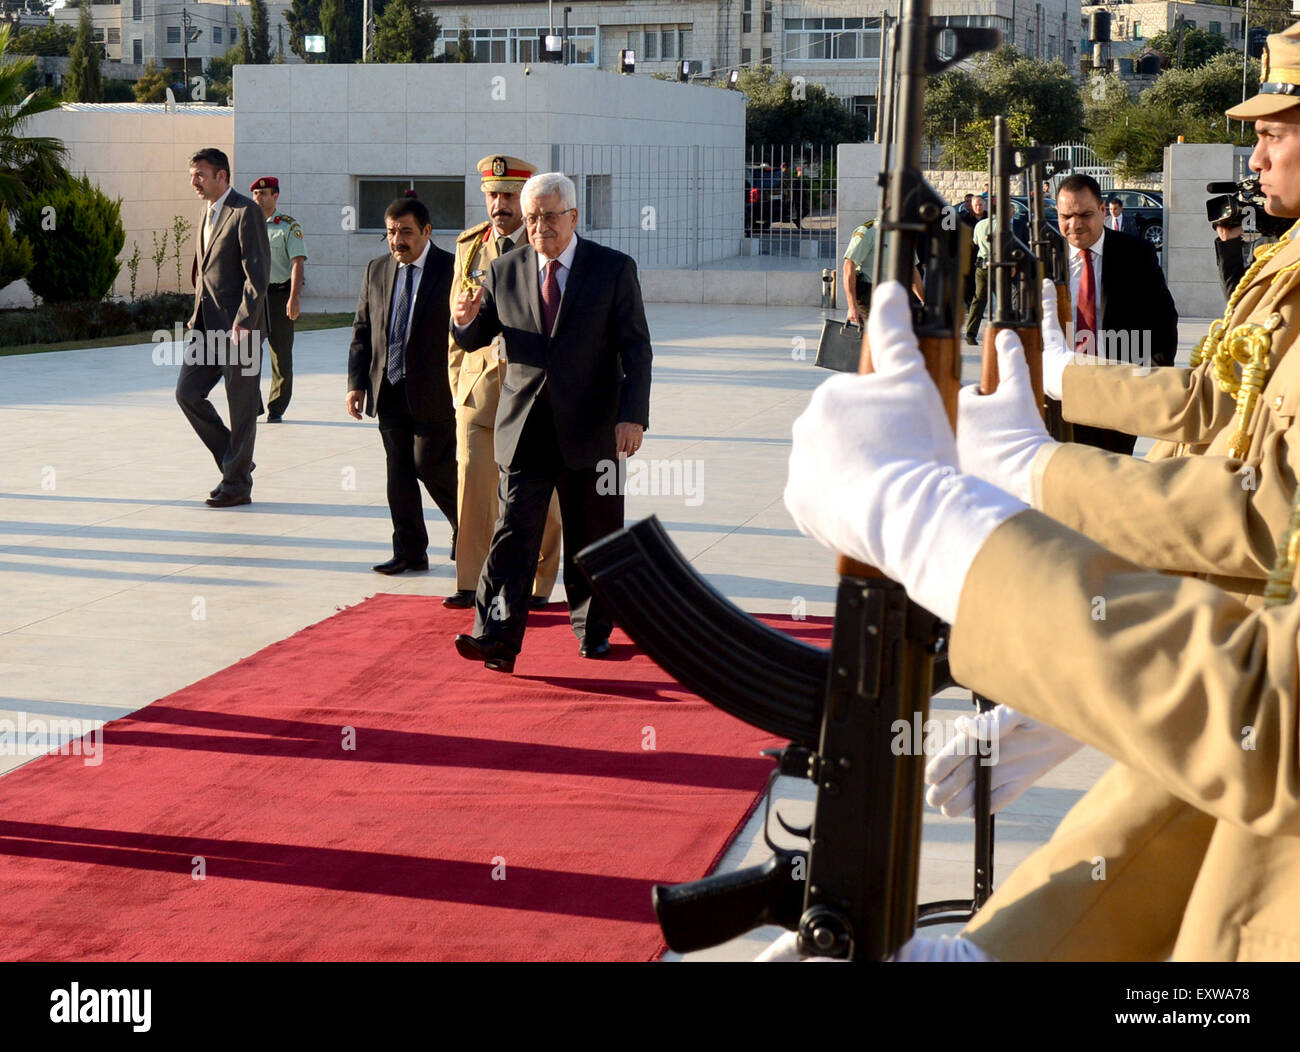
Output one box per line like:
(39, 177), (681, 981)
(251, 176), (307, 423)
(443, 155), (562, 610)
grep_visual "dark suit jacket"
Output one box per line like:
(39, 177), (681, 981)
(348, 245), (456, 424)
(189, 189), (270, 333)
(1107, 213), (1139, 237)
(452, 236), (653, 469)
(1098, 227), (1177, 369)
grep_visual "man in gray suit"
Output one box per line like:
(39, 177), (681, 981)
(177, 147), (271, 508)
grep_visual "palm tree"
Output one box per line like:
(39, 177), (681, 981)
(0, 25), (68, 211)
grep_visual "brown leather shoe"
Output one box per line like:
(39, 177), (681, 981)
(205, 492), (251, 508)
(442, 590), (475, 609)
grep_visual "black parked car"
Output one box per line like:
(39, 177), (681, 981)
(1106, 189), (1164, 249)
(745, 163), (810, 233)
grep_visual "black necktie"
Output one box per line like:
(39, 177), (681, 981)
(497, 236), (513, 255)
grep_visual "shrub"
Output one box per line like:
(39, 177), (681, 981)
(15, 174), (125, 303)
(0, 208), (32, 292)
(0, 291), (191, 348)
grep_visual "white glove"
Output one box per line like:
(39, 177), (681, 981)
(785, 282), (1025, 625)
(956, 327), (1058, 505)
(924, 703), (1083, 818)
(1040, 279), (1072, 400)
(755, 930), (994, 961)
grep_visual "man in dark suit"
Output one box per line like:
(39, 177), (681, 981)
(450, 172), (652, 672)
(1105, 197), (1140, 237)
(346, 195), (458, 574)
(177, 147), (270, 508)
(1056, 174), (1177, 455)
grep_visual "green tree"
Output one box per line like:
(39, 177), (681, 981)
(1148, 25), (1231, 69)
(133, 61), (169, 103)
(249, 0), (271, 64)
(457, 25), (473, 62)
(205, 45), (243, 105)
(731, 66), (869, 147)
(0, 208), (33, 292)
(372, 0), (440, 62)
(284, 0), (322, 60)
(239, 19), (253, 65)
(15, 173), (125, 302)
(320, 0), (354, 62)
(10, 19), (77, 58)
(64, 6), (103, 103)
(924, 47), (1083, 166)
(0, 25), (68, 210)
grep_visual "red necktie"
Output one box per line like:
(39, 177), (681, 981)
(541, 259), (561, 335)
(1075, 248), (1096, 355)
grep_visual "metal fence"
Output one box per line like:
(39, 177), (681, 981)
(548, 143), (838, 267)
(744, 144), (838, 258)
(1052, 141), (1115, 192)
(550, 143), (743, 269)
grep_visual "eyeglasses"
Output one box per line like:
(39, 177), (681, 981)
(523, 209), (575, 226)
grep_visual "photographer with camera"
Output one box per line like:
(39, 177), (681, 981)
(1208, 174), (1290, 298)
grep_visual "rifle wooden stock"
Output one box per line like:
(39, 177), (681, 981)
(836, 330), (962, 581)
(979, 324), (1046, 421)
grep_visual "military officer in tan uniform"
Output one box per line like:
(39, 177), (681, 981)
(442, 156), (561, 610)
(785, 275), (1300, 961)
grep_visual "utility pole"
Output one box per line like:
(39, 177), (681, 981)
(182, 9), (192, 101)
(563, 5), (571, 64)
(363, 0), (371, 60)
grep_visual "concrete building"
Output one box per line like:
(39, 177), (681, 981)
(426, 0), (1080, 131)
(50, 0), (297, 73)
(233, 61), (745, 298)
(1081, 0), (1246, 70)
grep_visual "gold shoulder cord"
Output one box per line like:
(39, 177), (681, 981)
(1190, 224), (1300, 458)
(459, 237), (485, 294)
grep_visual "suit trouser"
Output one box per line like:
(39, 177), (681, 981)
(263, 283), (294, 417)
(376, 377), (458, 561)
(455, 407), (561, 596)
(176, 318), (261, 498)
(473, 398), (622, 652)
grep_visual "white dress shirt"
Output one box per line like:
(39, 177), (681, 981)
(388, 239), (431, 345)
(536, 234), (579, 298)
(1068, 236), (1104, 326)
(203, 187), (233, 253)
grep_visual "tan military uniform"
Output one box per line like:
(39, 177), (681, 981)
(958, 230), (1300, 960)
(951, 509), (1300, 960)
(449, 220), (561, 597)
(1038, 229), (1300, 596)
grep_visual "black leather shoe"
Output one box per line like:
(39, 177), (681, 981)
(205, 492), (251, 508)
(209, 485), (221, 499)
(372, 556), (429, 574)
(266, 413), (283, 423)
(578, 639), (611, 659)
(454, 633), (516, 673)
(529, 596), (549, 610)
(442, 590), (475, 609)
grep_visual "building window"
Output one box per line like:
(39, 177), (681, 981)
(785, 17), (882, 60)
(741, 47), (752, 64)
(644, 30), (658, 60)
(661, 28), (675, 60)
(679, 28), (692, 58)
(763, 1), (773, 34)
(626, 29), (639, 54)
(108, 27), (120, 43)
(213, 27), (222, 44)
(166, 26), (181, 44)
(92, 28), (105, 42)
(585, 175), (612, 229)
(743, 0), (752, 34)
(132, 38), (142, 63)
(1210, 21), (1222, 36)
(358, 178), (465, 233)
(132, 0), (141, 19)
(1132, 21), (1142, 40)
(762, 47), (772, 64)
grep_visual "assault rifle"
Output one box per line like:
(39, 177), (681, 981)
(576, 6), (998, 960)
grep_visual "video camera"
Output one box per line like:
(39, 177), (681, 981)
(1206, 177), (1294, 238)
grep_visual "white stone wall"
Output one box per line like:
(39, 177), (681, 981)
(1164, 142), (1237, 319)
(3, 106), (234, 306)
(233, 62), (745, 298)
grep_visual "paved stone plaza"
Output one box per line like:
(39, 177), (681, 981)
(0, 300), (1212, 960)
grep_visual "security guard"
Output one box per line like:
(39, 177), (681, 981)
(442, 155), (562, 610)
(250, 176), (306, 423)
(843, 218), (924, 328)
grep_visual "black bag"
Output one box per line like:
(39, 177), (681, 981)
(815, 318), (864, 372)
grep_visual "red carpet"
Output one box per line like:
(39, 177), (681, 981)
(0, 595), (831, 961)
